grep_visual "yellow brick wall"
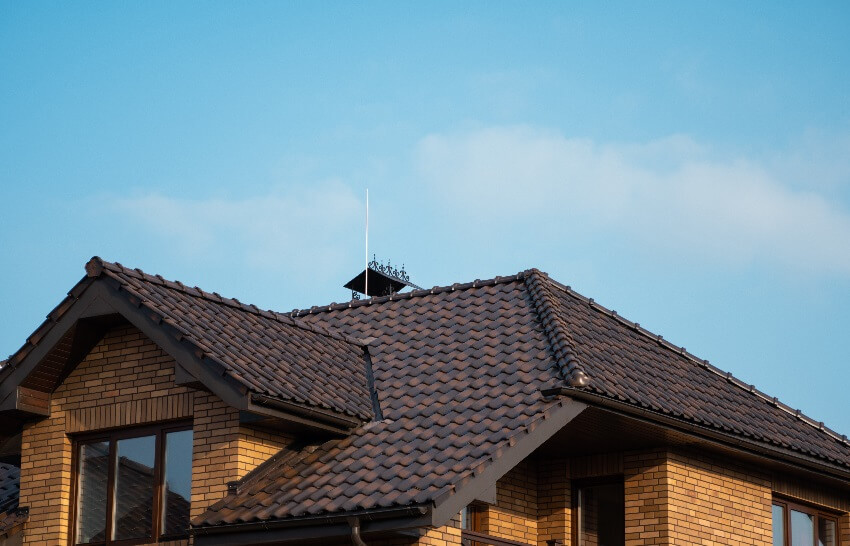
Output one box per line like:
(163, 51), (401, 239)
(237, 425), (292, 477)
(19, 325), (194, 545)
(537, 456), (570, 546)
(622, 449), (776, 545)
(665, 450), (772, 545)
(624, 450), (669, 545)
(17, 325), (289, 545)
(485, 459), (538, 544)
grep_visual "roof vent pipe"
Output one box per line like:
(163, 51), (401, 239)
(348, 517), (368, 546)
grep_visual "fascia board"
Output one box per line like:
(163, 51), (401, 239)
(429, 397), (586, 527)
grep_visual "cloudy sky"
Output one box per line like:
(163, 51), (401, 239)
(2, 3), (849, 432)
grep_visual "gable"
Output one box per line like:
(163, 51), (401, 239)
(0, 258), (377, 434)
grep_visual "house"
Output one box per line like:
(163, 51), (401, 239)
(0, 256), (849, 546)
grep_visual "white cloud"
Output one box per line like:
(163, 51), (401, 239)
(112, 181), (362, 281)
(415, 126), (850, 275)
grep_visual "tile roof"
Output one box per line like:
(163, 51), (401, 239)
(199, 275), (556, 526)
(90, 259), (374, 422)
(195, 268), (850, 529)
(0, 463), (24, 533)
(543, 276), (850, 466)
(6, 259), (850, 531)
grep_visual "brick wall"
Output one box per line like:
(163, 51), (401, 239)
(538, 456), (570, 546)
(17, 325), (289, 545)
(481, 449), (789, 546)
(665, 450), (772, 545)
(237, 425), (291, 477)
(485, 459), (538, 544)
(622, 449), (775, 545)
(19, 325), (194, 545)
(623, 451), (669, 545)
(190, 391), (238, 521)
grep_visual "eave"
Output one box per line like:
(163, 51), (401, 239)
(544, 386), (850, 486)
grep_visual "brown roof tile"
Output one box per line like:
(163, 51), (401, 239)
(7, 259), (850, 531)
(194, 268), (850, 529)
(94, 259), (374, 422)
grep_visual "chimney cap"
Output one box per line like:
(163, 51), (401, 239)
(345, 257), (421, 298)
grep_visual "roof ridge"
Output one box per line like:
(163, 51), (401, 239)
(541, 274), (850, 449)
(86, 257), (367, 348)
(291, 271), (528, 318)
(523, 269), (589, 387)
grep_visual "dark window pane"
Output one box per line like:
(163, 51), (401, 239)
(818, 517), (836, 546)
(161, 429), (193, 536)
(578, 483), (624, 546)
(76, 441), (109, 544)
(791, 509), (814, 546)
(112, 435), (156, 541)
(773, 504), (785, 546)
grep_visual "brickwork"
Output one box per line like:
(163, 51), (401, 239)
(190, 391), (239, 521)
(16, 325), (287, 545)
(537, 456), (570, 546)
(414, 525), (463, 546)
(237, 425), (292, 477)
(486, 459), (538, 544)
(622, 449), (779, 545)
(368, 524), (463, 546)
(665, 450), (772, 545)
(19, 325), (194, 545)
(623, 450), (669, 545)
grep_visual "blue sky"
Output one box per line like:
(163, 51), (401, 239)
(2, 3), (850, 433)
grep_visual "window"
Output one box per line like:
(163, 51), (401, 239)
(574, 478), (624, 546)
(73, 423), (193, 545)
(773, 499), (839, 546)
(460, 503), (484, 532)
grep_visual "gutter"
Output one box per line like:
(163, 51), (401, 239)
(192, 505), (429, 538)
(543, 387), (850, 484)
(249, 393), (364, 431)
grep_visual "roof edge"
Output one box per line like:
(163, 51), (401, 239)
(88, 257), (370, 349)
(546, 387), (850, 479)
(429, 397), (587, 527)
(192, 505), (431, 545)
(541, 275), (850, 451)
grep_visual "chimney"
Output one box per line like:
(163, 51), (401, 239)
(344, 255), (421, 300)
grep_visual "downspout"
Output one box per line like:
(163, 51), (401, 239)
(348, 517), (368, 546)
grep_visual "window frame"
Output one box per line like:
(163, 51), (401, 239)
(572, 475), (625, 546)
(69, 421), (193, 546)
(772, 496), (840, 546)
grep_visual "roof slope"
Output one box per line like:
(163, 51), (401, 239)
(544, 278), (850, 466)
(0, 463), (24, 533)
(91, 259), (374, 421)
(198, 274), (558, 525)
(196, 269), (850, 528)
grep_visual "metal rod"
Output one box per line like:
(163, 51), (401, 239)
(365, 188), (369, 298)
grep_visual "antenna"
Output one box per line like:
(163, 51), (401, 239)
(365, 189), (369, 298)
(344, 190), (421, 299)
